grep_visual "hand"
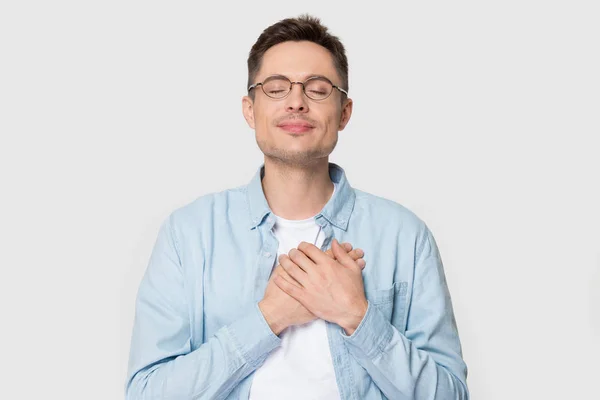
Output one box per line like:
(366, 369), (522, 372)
(259, 242), (366, 335)
(274, 239), (368, 335)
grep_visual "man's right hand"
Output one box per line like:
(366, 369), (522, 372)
(258, 242), (366, 335)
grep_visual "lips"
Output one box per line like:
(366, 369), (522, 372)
(277, 122), (314, 133)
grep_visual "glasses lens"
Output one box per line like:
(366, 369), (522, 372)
(261, 78), (291, 98)
(304, 78), (333, 100)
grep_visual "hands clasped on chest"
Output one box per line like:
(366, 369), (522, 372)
(258, 238), (368, 336)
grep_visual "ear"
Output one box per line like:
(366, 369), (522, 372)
(338, 97), (353, 131)
(242, 96), (256, 129)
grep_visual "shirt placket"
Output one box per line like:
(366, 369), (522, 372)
(316, 215), (359, 400)
(253, 215), (279, 303)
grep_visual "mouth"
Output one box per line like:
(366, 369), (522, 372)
(277, 122), (315, 134)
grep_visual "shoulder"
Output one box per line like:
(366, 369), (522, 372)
(352, 188), (438, 265)
(167, 184), (249, 231)
(352, 188), (427, 235)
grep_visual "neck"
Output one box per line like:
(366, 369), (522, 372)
(261, 157), (334, 220)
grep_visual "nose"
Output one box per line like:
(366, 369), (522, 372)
(284, 82), (309, 113)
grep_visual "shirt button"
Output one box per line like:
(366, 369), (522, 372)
(263, 251), (272, 258)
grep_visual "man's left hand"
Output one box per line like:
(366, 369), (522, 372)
(273, 238), (368, 335)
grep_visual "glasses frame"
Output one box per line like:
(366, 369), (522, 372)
(248, 74), (348, 100)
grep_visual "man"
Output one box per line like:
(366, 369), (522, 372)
(126, 14), (469, 400)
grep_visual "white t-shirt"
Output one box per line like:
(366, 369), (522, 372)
(249, 184), (340, 400)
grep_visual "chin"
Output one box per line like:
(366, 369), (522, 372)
(256, 135), (337, 160)
(260, 147), (334, 165)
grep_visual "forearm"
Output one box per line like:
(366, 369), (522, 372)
(342, 303), (469, 400)
(126, 303), (281, 400)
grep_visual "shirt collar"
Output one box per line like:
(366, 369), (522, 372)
(246, 162), (356, 231)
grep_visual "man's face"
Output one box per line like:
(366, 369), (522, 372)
(242, 41), (353, 167)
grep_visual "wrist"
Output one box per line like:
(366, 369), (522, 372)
(341, 299), (368, 336)
(258, 300), (289, 336)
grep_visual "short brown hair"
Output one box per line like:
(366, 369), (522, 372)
(247, 14), (349, 101)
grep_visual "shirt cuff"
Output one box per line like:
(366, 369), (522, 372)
(222, 302), (282, 368)
(340, 300), (394, 359)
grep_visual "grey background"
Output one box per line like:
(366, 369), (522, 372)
(1, 1), (598, 399)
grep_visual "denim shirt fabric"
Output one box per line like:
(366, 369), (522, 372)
(126, 163), (469, 399)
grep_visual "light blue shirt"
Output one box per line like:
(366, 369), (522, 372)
(126, 163), (469, 399)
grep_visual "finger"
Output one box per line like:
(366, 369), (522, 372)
(269, 264), (281, 279)
(357, 258), (366, 270)
(288, 248), (317, 275)
(331, 239), (360, 270)
(274, 263), (303, 288)
(274, 274), (305, 302)
(347, 248), (364, 261)
(280, 254), (309, 286)
(331, 247), (365, 269)
(325, 242), (353, 259)
(297, 241), (330, 264)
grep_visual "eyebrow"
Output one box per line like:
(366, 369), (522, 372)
(265, 74), (331, 82)
(303, 74), (329, 80)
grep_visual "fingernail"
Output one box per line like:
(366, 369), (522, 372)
(357, 249), (364, 257)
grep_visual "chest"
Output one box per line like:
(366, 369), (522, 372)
(193, 221), (412, 342)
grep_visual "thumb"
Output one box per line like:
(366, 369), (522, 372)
(331, 239), (355, 269)
(326, 242), (352, 259)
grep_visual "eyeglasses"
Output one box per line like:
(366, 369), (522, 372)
(248, 75), (348, 101)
